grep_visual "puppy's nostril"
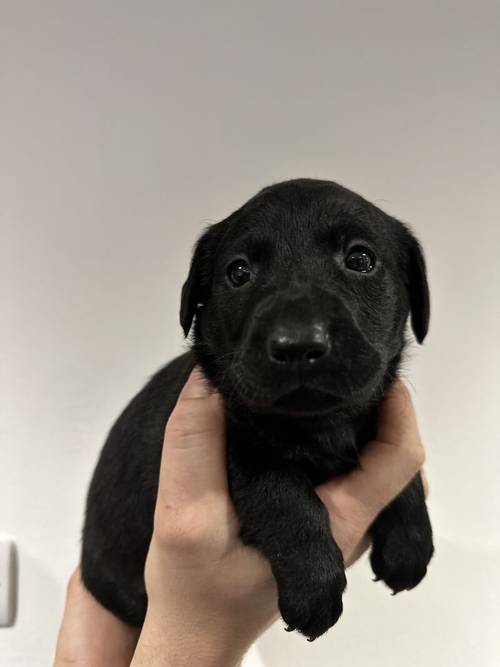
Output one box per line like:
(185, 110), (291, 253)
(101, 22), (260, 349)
(271, 350), (289, 364)
(305, 346), (327, 362)
(268, 335), (330, 365)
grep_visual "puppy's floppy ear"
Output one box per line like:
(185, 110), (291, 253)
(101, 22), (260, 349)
(180, 221), (226, 337)
(405, 233), (430, 344)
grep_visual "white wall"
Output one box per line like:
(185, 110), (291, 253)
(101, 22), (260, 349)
(1, 1), (499, 665)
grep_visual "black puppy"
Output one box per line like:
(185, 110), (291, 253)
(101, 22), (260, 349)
(81, 178), (434, 641)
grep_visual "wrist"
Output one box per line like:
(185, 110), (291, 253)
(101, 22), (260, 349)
(131, 610), (249, 667)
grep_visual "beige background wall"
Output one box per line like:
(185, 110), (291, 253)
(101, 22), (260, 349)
(1, 1), (499, 665)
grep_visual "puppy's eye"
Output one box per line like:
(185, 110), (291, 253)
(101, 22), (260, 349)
(345, 246), (375, 273)
(227, 259), (252, 287)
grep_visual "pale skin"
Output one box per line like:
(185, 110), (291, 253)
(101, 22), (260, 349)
(54, 369), (428, 667)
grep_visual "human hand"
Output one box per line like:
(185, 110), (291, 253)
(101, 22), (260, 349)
(131, 369), (427, 666)
(54, 369), (427, 667)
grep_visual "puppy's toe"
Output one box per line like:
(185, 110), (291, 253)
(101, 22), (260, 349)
(370, 524), (434, 594)
(278, 566), (346, 641)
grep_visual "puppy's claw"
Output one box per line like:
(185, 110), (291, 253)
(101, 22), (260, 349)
(372, 576), (380, 582)
(284, 625), (294, 633)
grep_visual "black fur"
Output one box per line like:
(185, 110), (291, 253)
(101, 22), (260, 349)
(81, 178), (434, 640)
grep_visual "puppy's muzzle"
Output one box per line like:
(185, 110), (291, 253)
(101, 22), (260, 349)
(234, 286), (383, 412)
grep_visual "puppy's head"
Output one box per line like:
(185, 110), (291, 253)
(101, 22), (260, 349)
(181, 179), (429, 417)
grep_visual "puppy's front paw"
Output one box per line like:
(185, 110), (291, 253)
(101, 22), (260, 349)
(276, 548), (347, 641)
(370, 517), (434, 594)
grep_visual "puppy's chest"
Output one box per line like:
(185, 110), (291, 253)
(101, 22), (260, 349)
(228, 416), (371, 486)
(283, 428), (364, 485)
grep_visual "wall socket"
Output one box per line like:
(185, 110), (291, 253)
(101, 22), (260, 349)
(0, 538), (16, 627)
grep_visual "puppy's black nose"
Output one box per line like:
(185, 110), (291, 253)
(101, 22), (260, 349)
(267, 327), (331, 365)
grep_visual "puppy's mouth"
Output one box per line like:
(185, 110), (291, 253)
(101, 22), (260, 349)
(228, 340), (384, 416)
(268, 385), (341, 416)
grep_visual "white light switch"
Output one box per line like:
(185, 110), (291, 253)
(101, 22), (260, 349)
(0, 538), (16, 627)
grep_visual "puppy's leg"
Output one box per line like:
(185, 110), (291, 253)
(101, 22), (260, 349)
(229, 450), (346, 641)
(369, 474), (434, 594)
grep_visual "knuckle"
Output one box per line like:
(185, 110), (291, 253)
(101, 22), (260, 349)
(407, 438), (426, 469)
(153, 506), (214, 553)
(413, 440), (426, 467)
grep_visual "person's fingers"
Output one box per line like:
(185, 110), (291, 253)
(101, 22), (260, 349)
(155, 367), (228, 515)
(375, 379), (422, 453)
(421, 467), (430, 498)
(317, 381), (425, 551)
(344, 534), (371, 567)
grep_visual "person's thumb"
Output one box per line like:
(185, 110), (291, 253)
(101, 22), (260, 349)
(155, 367), (227, 513)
